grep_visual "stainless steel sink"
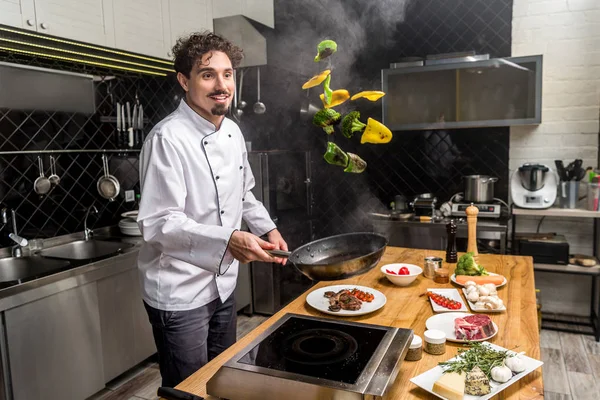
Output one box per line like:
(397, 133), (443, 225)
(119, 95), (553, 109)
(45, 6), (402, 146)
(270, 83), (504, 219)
(40, 240), (134, 262)
(0, 256), (71, 284)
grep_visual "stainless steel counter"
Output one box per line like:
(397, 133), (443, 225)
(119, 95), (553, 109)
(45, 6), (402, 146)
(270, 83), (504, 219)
(370, 216), (509, 254)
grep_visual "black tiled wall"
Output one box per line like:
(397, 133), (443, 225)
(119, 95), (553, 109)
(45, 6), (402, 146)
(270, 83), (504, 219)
(0, 51), (179, 243)
(239, 0), (513, 238)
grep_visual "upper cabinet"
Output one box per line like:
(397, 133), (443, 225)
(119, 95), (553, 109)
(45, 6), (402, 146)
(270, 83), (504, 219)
(112, 0), (170, 59)
(166, 0), (214, 58)
(34, 0), (111, 46)
(381, 55), (543, 131)
(0, 0), (36, 31)
(212, 0), (274, 28)
(0, 0), (271, 60)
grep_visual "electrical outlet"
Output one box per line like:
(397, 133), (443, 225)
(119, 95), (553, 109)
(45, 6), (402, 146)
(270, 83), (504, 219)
(125, 190), (135, 202)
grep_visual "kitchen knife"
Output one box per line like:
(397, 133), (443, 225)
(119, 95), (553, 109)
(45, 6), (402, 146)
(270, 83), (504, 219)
(157, 387), (204, 400)
(126, 101), (133, 148)
(138, 104), (144, 146)
(116, 102), (122, 148)
(121, 104), (127, 149)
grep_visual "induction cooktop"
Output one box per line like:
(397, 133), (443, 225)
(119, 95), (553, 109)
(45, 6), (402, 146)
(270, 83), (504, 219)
(207, 313), (413, 400)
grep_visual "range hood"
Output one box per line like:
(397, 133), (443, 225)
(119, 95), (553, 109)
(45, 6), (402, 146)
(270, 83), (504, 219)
(213, 15), (268, 67)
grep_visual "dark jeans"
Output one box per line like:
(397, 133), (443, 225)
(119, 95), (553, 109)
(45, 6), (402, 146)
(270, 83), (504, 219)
(143, 294), (237, 388)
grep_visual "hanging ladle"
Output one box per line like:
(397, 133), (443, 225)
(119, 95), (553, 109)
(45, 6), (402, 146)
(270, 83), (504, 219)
(232, 70), (243, 121)
(253, 66), (266, 114)
(237, 68), (247, 110)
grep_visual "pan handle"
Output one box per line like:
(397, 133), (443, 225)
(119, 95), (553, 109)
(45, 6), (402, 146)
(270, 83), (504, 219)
(266, 249), (291, 258)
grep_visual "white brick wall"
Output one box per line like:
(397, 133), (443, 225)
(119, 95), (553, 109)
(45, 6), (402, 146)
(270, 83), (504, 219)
(511, 0), (600, 314)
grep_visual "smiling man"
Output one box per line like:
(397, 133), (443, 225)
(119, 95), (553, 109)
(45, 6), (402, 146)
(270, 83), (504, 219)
(137, 32), (287, 388)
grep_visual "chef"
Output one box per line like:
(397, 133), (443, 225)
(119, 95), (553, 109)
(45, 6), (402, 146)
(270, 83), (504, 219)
(137, 31), (287, 388)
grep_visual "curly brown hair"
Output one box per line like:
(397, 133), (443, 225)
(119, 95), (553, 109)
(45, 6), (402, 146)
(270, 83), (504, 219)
(172, 31), (244, 77)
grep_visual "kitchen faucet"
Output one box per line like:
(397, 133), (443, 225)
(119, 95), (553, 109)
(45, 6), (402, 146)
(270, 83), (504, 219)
(84, 204), (98, 240)
(2, 208), (28, 257)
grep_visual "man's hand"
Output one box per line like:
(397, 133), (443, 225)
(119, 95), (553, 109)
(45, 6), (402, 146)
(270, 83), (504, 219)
(228, 231), (278, 264)
(267, 229), (288, 265)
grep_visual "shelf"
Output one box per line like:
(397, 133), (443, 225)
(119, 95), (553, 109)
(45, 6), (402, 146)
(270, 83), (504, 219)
(534, 262), (600, 276)
(512, 207), (600, 218)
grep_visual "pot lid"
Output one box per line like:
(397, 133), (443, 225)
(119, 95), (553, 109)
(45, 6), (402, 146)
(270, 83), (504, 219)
(518, 164), (549, 172)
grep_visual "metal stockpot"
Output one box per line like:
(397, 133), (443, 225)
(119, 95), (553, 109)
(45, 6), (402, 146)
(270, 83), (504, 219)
(464, 175), (498, 202)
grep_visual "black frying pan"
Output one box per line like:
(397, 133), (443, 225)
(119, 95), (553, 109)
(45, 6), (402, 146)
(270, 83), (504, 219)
(267, 232), (388, 281)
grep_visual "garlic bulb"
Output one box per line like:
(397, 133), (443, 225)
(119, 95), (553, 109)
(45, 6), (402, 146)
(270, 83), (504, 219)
(505, 355), (526, 373)
(467, 291), (479, 302)
(491, 365), (512, 383)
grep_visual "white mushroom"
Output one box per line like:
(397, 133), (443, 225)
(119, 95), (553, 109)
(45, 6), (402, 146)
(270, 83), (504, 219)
(483, 283), (497, 295)
(478, 285), (490, 296)
(467, 291), (480, 303)
(464, 281), (477, 288)
(466, 286), (478, 294)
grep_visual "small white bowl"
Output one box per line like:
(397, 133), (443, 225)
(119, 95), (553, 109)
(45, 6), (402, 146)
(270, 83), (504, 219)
(381, 263), (423, 286)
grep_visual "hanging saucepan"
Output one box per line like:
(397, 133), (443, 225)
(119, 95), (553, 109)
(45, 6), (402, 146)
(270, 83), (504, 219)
(97, 154), (120, 201)
(266, 232), (388, 281)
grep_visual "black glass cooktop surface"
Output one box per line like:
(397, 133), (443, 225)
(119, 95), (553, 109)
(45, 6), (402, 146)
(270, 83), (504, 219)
(238, 316), (388, 384)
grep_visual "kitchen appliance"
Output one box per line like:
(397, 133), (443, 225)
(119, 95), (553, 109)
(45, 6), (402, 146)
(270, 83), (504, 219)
(511, 163), (558, 209)
(451, 202), (502, 218)
(248, 150), (316, 315)
(207, 313), (413, 400)
(464, 175), (498, 203)
(410, 193), (437, 216)
(267, 232), (388, 281)
(515, 233), (569, 265)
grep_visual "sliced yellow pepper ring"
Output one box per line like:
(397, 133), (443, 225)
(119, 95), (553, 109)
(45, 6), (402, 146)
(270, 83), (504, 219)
(319, 89), (350, 108)
(302, 70), (331, 89)
(360, 118), (393, 144)
(351, 91), (386, 101)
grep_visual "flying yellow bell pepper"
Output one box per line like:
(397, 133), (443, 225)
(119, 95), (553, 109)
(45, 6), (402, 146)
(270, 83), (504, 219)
(319, 90), (350, 108)
(302, 70), (331, 89)
(360, 118), (393, 144)
(351, 91), (386, 101)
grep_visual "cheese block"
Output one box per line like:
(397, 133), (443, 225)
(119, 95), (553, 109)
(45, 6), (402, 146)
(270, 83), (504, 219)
(465, 366), (491, 396)
(432, 371), (465, 400)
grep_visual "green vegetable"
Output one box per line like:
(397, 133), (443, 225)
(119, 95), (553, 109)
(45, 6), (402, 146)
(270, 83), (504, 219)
(341, 111), (367, 138)
(314, 39), (337, 62)
(344, 152), (367, 173)
(456, 252), (489, 276)
(312, 108), (341, 134)
(439, 342), (511, 379)
(322, 75), (333, 105)
(323, 142), (349, 167)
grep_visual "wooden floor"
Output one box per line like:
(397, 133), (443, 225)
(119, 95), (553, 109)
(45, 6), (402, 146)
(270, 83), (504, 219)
(88, 314), (599, 400)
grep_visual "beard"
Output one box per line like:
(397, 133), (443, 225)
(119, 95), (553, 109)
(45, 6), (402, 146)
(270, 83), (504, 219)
(211, 103), (229, 116)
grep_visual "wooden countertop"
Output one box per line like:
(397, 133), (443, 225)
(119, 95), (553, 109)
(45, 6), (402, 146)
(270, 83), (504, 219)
(176, 247), (543, 399)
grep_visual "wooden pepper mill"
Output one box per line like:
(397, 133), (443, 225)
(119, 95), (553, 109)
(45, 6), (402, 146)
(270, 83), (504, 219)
(465, 203), (479, 263)
(446, 219), (457, 263)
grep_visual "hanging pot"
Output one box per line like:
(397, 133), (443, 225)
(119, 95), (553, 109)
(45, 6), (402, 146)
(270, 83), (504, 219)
(463, 175), (498, 203)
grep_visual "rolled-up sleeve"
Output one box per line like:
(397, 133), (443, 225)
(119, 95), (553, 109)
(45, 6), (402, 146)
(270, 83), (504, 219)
(138, 135), (235, 274)
(241, 150), (277, 236)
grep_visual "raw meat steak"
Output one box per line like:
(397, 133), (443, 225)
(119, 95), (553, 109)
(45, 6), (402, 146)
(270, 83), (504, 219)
(454, 314), (495, 340)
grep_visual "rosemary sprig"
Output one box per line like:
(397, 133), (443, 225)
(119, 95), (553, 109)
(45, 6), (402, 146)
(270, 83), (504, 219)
(438, 342), (510, 379)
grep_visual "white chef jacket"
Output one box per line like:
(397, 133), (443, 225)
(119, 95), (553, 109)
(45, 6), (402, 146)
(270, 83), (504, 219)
(137, 99), (276, 311)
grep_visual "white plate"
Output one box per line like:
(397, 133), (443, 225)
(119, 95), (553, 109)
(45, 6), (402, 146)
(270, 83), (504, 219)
(410, 341), (543, 400)
(425, 312), (498, 343)
(121, 210), (138, 219)
(451, 272), (507, 288)
(305, 285), (386, 316)
(427, 288), (468, 313)
(462, 288), (507, 313)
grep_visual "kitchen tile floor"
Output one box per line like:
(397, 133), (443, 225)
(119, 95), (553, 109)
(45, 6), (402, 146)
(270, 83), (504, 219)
(88, 314), (599, 400)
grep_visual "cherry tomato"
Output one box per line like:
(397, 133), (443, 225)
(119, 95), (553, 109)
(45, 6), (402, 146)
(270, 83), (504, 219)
(399, 267), (410, 275)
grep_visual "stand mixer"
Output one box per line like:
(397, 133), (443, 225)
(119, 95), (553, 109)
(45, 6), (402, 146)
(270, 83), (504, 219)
(510, 163), (558, 209)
